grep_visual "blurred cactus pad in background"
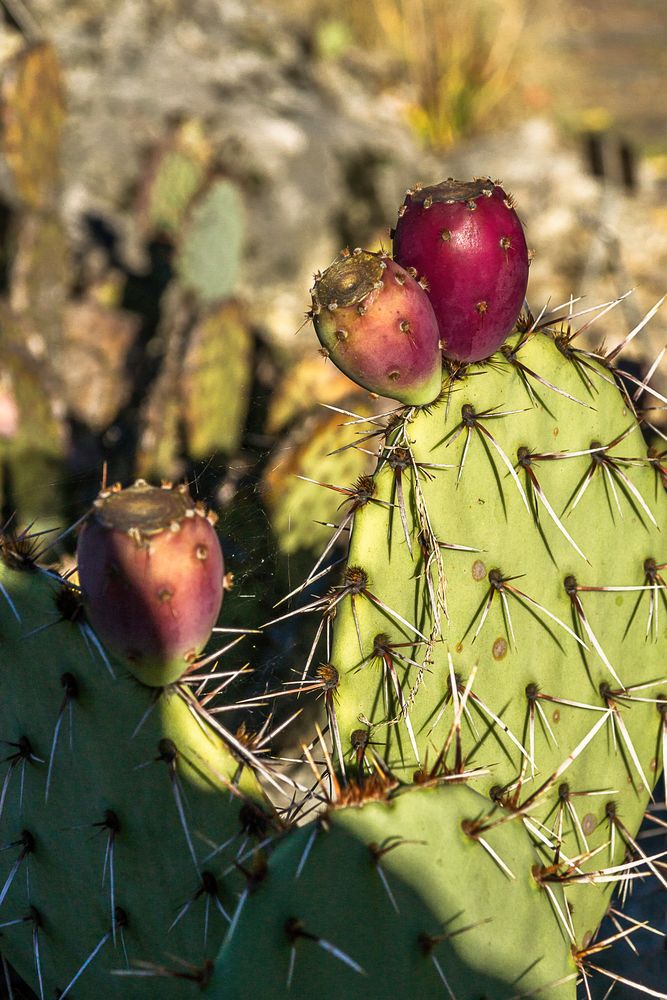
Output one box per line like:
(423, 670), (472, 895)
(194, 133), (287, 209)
(0, 0), (666, 997)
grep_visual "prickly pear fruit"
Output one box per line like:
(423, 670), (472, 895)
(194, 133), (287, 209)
(76, 480), (224, 686)
(310, 249), (442, 406)
(393, 178), (528, 363)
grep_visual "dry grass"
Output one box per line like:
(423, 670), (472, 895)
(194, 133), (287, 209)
(274, 0), (548, 149)
(362, 0), (529, 148)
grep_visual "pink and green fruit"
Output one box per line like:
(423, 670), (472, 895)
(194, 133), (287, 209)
(76, 479), (224, 686)
(310, 248), (442, 406)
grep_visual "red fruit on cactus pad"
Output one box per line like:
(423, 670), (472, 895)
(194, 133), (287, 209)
(310, 248), (442, 406)
(393, 178), (529, 364)
(76, 480), (224, 686)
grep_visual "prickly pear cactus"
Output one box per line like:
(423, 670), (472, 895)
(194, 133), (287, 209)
(0, 172), (665, 1000)
(262, 395), (377, 556)
(322, 324), (666, 949)
(0, 494), (275, 999)
(1, 40), (66, 210)
(181, 302), (253, 460)
(227, 178), (665, 998)
(175, 179), (245, 306)
(137, 119), (213, 240)
(0, 336), (67, 529)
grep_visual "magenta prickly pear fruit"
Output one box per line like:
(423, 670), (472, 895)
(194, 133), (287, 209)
(76, 479), (224, 686)
(393, 178), (529, 363)
(310, 248), (442, 406)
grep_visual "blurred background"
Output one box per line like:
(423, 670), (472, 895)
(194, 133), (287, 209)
(0, 2), (666, 996)
(2, 0), (667, 552)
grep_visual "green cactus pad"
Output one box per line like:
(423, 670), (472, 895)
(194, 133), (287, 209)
(315, 330), (665, 947)
(135, 286), (190, 482)
(182, 302), (253, 459)
(265, 357), (364, 436)
(138, 120), (212, 239)
(208, 781), (577, 1000)
(10, 211), (69, 355)
(0, 551), (273, 999)
(263, 397), (376, 556)
(175, 179), (245, 306)
(0, 338), (66, 528)
(1, 41), (65, 210)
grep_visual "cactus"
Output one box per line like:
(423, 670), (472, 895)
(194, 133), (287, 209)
(0, 512), (275, 1000)
(245, 180), (664, 996)
(2, 38), (69, 359)
(208, 782), (577, 999)
(181, 302), (253, 460)
(175, 178), (245, 306)
(322, 324), (665, 949)
(0, 175), (664, 1000)
(393, 179), (529, 362)
(137, 297), (254, 481)
(262, 392), (376, 557)
(265, 355), (366, 436)
(9, 210), (70, 355)
(137, 119), (213, 241)
(138, 181), (251, 480)
(0, 335), (67, 528)
(0, 40), (66, 210)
